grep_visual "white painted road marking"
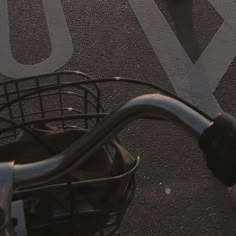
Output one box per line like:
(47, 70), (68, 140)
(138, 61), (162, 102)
(188, 23), (236, 93)
(209, 0), (236, 35)
(129, 0), (192, 93)
(0, 0), (73, 79)
(128, 1), (236, 233)
(128, 0), (236, 116)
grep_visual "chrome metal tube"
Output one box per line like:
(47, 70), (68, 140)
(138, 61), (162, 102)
(13, 94), (211, 187)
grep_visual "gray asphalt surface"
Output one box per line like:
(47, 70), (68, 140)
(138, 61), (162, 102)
(3, 0), (236, 235)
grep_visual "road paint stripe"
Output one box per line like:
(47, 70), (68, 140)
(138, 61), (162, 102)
(209, 0), (236, 35)
(128, 0), (193, 98)
(184, 59), (222, 115)
(0, 0), (73, 78)
(182, 22), (236, 114)
(129, 1), (236, 234)
(191, 22), (236, 93)
(128, 0), (224, 116)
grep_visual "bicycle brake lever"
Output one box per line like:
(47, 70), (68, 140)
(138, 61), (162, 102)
(199, 113), (236, 187)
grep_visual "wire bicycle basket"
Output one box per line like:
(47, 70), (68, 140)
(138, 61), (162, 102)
(0, 71), (140, 236)
(0, 71), (210, 236)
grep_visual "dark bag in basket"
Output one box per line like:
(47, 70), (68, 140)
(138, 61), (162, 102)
(0, 124), (137, 236)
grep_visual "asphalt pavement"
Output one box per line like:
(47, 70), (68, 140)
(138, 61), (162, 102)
(2, 0), (236, 235)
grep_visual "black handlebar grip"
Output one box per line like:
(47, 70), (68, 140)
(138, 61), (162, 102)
(199, 112), (236, 187)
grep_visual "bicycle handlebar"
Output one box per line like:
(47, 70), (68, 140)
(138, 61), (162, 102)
(13, 94), (211, 187)
(199, 113), (236, 187)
